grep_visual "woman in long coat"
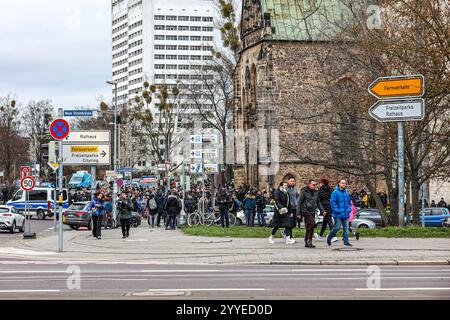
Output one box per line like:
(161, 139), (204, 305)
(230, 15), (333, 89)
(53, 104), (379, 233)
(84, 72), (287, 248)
(269, 181), (295, 245)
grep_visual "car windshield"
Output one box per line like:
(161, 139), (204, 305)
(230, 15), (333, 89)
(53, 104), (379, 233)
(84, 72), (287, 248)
(70, 177), (83, 183)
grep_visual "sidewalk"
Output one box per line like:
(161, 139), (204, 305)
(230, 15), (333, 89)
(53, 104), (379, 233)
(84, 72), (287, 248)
(1, 225), (449, 265)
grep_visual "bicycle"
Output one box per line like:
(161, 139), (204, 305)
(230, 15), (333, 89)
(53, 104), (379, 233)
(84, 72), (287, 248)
(187, 208), (237, 227)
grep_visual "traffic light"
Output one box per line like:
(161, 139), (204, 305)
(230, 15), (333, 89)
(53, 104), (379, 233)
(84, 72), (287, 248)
(41, 141), (57, 163)
(41, 144), (49, 161)
(116, 115), (121, 125)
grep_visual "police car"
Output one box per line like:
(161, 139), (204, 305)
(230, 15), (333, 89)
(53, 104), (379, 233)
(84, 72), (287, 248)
(7, 186), (69, 220)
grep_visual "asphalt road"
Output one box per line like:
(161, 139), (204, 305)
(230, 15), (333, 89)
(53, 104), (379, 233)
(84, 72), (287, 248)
(0, 217), (71, 239)
(0, 262), (448, 300)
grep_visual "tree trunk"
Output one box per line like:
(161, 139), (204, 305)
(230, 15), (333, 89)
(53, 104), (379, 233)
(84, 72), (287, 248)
(410, 172), (421, 225)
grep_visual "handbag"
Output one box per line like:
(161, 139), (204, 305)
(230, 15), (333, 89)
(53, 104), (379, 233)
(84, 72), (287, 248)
(275, 203), (288, 215)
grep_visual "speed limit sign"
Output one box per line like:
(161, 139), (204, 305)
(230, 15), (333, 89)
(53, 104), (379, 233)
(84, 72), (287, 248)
(21, 176), (36, 191)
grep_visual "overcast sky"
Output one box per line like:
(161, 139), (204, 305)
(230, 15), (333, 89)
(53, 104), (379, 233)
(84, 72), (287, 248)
(0, 0), (111, 110)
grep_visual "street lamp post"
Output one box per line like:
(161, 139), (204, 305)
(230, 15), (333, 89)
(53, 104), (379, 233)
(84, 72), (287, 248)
(107, 80), (119, 226)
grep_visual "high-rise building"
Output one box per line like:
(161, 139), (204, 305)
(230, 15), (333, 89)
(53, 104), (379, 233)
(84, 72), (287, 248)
(111, 0), (215, 107)
(111, 0), (216, 171)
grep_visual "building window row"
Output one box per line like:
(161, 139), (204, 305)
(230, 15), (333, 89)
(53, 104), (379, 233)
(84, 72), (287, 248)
(129, 77), (143, 86)
(129, 49), (142, 58)
(113, 31), (128, 42)
(112, 14), (127, 26)
(154, 74), (214, 80)
(113, 49), (127, 59)
(129, 68), (143, 76)
(129, 58), (142, 67)
(113, 67), (128, 76)
(154, 35), (213, 41)
(154, 15), (213, 22)
(113, 40), (128, 51)
(154, 44), (213, 51)
(128, 0), (142, 10)
(129, 20), (143, 30)
(113, 58), (128, 68)
(129, 30), (142, 40)
(154, 54), (211, 61)
(129, 88), (141, 95)
(113, 23), (128, 34)
(129, 39), (143, 49)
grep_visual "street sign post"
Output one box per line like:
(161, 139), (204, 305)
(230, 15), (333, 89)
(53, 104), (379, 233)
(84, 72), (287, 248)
(63, 110), (94, 117)
(369, 99), (425, 122)
(21, 176), (36, 239)
(62, 144), (111, 165)
(368, 74), (425, 100)
(20, 166), (32, 180)
(368, 75), (425, 227)
(64, 130), (111, 144)
(50, 119), (70, 141)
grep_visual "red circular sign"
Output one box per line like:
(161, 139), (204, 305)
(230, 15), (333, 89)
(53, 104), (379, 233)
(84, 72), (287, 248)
(50, 118), (70, 140)
(21, 176), (36, 191)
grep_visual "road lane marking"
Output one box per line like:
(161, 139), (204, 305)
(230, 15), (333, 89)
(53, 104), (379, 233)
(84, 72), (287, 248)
(356, 288), (450, 291)
(146, 288), (265, 292)
(140, 270), (220, 273)
(0, 290), (60, 293)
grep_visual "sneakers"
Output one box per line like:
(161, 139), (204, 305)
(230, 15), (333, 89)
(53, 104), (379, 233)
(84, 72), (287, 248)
(285, 236), (296, 245)
(326, 237), (332, 246)
(305, 240), (316, 248)
(268, 235), (275, 244)
(314, 233), (323, 241)
(355, 232), (360, 241)
(331, 237), (338, 243)
(344, 243), (353, 247)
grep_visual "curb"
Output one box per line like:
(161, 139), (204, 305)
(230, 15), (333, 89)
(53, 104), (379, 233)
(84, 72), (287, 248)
(268, 260), (450, 266)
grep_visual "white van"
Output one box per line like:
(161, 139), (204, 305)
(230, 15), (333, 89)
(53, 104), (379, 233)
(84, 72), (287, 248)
(7, 187), (69, 220)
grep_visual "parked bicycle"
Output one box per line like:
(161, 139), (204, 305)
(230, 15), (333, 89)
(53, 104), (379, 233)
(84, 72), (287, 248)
(188, 208), (237, 227)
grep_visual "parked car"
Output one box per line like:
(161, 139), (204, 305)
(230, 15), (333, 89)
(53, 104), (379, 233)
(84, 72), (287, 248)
(315, 213), (376, 229)
(62, 202), (93, 230)
(354, 209), (384, 227)
(414, 207), (450, 227)
(0, 205), (26, 233)
(236, 205), (275, 226)
(7, 187), (69, 220)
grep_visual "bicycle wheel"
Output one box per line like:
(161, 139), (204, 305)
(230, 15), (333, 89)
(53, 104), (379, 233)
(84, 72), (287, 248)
(204, 212), (216, 226)
(229, 213), (237, 227)
(188, 213), (201, 226)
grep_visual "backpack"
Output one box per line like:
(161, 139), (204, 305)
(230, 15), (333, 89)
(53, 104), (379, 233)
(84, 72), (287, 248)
(148, 197), (158, 210)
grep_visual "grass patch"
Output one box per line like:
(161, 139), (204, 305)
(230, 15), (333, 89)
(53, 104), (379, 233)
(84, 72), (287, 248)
(180, 225), (450, 238)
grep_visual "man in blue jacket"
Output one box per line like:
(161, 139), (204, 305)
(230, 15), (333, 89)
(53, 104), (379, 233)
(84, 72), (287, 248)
(327, 179), (352, 247)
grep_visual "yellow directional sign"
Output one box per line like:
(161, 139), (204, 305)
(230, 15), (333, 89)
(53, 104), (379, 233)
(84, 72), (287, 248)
(70, 146), (99, 153)
(368, 75), (424, 99)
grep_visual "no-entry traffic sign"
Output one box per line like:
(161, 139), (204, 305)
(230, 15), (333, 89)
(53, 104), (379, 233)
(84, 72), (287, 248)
(50, 119), (70, 140)
(21, 176), (36, 191)
(368, 75), (425, 100)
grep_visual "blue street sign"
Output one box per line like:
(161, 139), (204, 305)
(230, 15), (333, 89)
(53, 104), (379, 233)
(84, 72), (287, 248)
(117, 167), (134, 173)
(64, 110), (94, 117)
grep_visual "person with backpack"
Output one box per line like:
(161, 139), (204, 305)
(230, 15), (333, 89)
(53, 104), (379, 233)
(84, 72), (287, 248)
(146, 192), (159, 228)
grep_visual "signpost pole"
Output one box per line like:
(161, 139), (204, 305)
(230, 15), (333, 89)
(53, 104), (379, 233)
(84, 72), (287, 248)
(26, 191), (30, 234)
(398, 122), (405, 227)
(58, 108), (64, 252)
(91, 166), (96, 201)
(54, 172), (57, 232)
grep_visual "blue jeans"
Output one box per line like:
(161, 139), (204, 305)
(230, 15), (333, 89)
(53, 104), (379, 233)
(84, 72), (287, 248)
(166, 215), (176, 228)
(220, 209), (229, 228)
(328, 218), (350, 245)
(257, 211), (266, 227)
(245, 210), (255, 227)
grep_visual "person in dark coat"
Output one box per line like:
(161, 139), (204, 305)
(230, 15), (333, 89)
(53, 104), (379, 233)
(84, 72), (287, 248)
(297, 180), (325, 248)
(164, 191), (181, 230)
(216, 189), (233, 228)
(256, 191), (266, 227)
(146, 193), (159, 228)
(155, 190), (167, 227)
(268, 182), (294, 245)
(118, 192), (133, 238)
(316, 178), (334, 241)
